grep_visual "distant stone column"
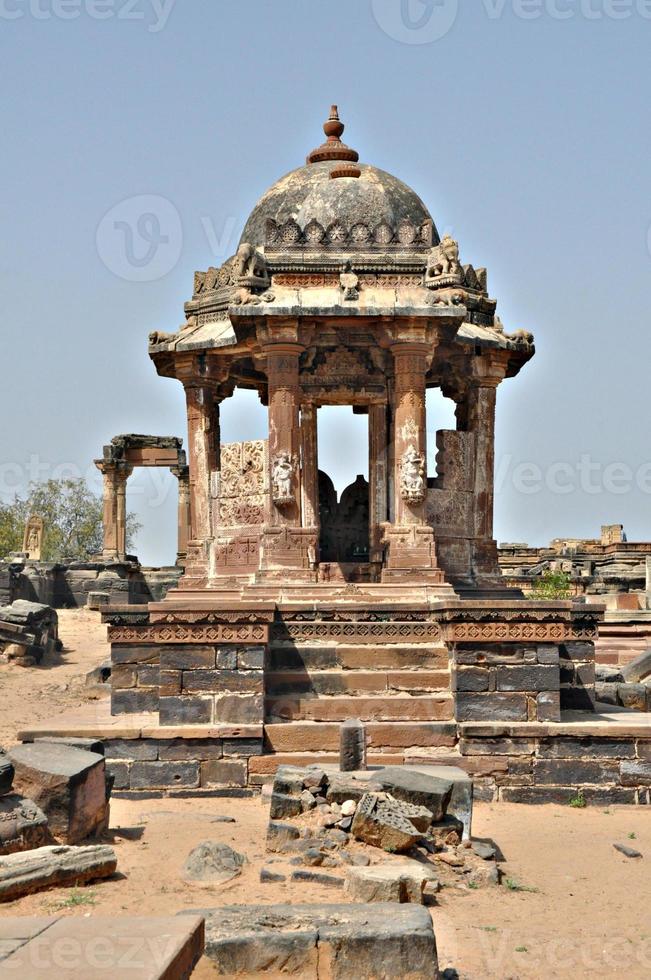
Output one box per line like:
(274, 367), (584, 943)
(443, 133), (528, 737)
(171, 464), (191, 565)
(114, 464), (132, 559)
(182, 382), (220, 575)
(95, 461), (128, 559)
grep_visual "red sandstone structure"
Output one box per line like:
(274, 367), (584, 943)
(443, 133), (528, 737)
(23, 109), (651, 804)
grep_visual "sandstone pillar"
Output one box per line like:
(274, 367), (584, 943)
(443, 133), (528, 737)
(300, 402), (319, 543)
(382, 342), (442, 581)
(95, 462), (131, 560)
(368, 402), (388, 570)
(171, 464), (191, 565)
(261, 342), (315, 575)
(115, 464), (132, 559)
(183, 381), (220, 577)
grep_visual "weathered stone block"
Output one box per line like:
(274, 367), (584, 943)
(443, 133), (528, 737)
(456, 692), (528, 722)
(215, 648), (237, 669)
(374, 767), (453, 822)
(455, 668), (489, 692)
(183, 670), (263, 694)
(159, 669), (182, 696)
(538, 737), (636, 760)
(159, 696), (213, 725)
(344, 862), (438, 904)
(0, 794), (49, 854)
(0, 754), (14, 796)
(104, 739), (158, 761)
(159, 739), (224, 761)
(340, 718), (366, 772)
(270, 791), (303, 819)
(185, 904), (438, 979)
(266, 821), (300, 852)
(559, 642), (594, 662)
(533, 759), (619, 785)
(460, 737), (534, 756)
(130, 761), (199, 789)
(618, 684), (648, 711)
(222, 738), (263, 757)
(622, 649), (651, 684)
(214, 694), (264, 724)
(111, 665), (136, 689)
(0, 844), (117, 902)
(351, 793), (422, 852)
(111, 645), (159, 666)
(135, 664), (160, 688)
(620, 760), (651, 786)
(106, 760), (129, 790)
(9, 743), (109, 844)
(536, 646), (560, 665)
(201, 760), (247, 788)
(237, 646), (265, 670)
(159, 647), (216, 670)
(495, 665), (559, 692)
(537, 691), (561, 722)
(112, 689), (159, 715)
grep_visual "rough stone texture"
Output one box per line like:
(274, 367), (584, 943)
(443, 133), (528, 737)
(0, 844), (117, 901)
(0, 754), (14, 796)
(344, 861), (439, 904)
(8, 743), (109, 844)
(184, 903), (438, 979)
(0, 794), (49, 855)
(182, 842), (246, 884)
(622, 648), (651, 683)
(340, 718), (366, 772)
(374, 767), (453, 822)
(406, 765), (473, 840)
(0, 914), (205, 978)
(266, 821), (300, 853)
(351, 793), (423, 853)
(0, 600), (59, 666)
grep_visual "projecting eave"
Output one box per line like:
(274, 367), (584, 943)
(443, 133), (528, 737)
(456, 321), (535, 377)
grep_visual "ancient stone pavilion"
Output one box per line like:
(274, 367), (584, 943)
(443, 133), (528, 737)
(79, 107), (651, 804)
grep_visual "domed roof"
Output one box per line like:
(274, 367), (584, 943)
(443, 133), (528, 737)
(239, 107), (439, 249)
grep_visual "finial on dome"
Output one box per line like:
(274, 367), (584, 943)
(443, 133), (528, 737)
(307, 105), (360, 166)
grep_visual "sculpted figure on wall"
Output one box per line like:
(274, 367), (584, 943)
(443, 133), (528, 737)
(23, 516), (44, 560)
(271, 450), (296, 506)
(400, 445), (426, 505)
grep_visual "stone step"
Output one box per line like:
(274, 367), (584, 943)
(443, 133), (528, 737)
(248, 751), (407, 781)
(266, 669), (450, 696)
(265, 694), (454, 723)
(264, 720), (458, 752)
(268, 644), (449, 671)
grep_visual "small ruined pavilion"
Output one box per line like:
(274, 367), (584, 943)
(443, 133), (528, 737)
(91, 109), (611, 795)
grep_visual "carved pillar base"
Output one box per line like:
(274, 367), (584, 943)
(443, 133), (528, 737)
(380, 524), (446, 584)
(258, 525), (318, 582)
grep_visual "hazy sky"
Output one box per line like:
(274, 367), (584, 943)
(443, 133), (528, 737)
(2, 0), (650, 565)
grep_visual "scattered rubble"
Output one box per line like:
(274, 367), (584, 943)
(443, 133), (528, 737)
(0, 600), (60, 666)
(344, 861), (439, 904)
(614, 842), (643, 859)
(0, 794), (50, 855)
(0, 843), (117, 901)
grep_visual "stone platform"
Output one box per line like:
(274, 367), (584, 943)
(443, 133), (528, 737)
(17, 700), (651, 804)
(0, 914), (204, 978)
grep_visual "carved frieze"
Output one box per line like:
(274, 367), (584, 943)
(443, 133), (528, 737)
(265, 217), (434, 252)
(108, 623), (268, 644)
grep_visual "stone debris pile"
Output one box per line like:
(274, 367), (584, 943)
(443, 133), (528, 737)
(0, 599), (60, 666)
(264, 763), (500, 900)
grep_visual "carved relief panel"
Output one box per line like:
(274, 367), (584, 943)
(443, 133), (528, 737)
(217, 440), (268, 528)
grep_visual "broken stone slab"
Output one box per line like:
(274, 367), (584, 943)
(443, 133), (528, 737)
(621, 648), (651, 684)
(0, 753), (14, 796)
(344, 861), (439, 904)
(291, 870), (344, 887)
(33, 736), (106, 756)
(182, 903), (438, 979)
(0, 844), (117, 902)
(613, 842), (643, 859)
(340, 718), (366, 772)
(427, 815), (464, 847)
(471, 840), (497, 861)
(351, 793), (422, 853)
(8, 742), (109, 845)
(266, 821), (300, 853)
(382, 765), (473, 839)
(182, 842), (246, 884)
(374, 767), (454, 823)
(0, 914), (205, 977)
(260, 867), (286, 883)
(270, 791), (303, 820)
(325, 772), (383, 804)
(0, 794), (50, 856)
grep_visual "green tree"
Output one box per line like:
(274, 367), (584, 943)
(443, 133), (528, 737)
(531, 568), (572, 600)
(0, 479), (141, 561)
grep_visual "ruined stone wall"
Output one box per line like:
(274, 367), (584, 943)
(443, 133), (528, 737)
(0, 560), (182, 608)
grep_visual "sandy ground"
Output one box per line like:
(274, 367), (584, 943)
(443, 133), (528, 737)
(2, 611), (651, 978)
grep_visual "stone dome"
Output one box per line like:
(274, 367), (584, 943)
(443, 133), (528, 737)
(239, 107), (439, 249)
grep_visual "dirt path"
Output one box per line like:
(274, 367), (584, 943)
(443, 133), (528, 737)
(2, 611), (650, 977)
(0, 607), (110, 746)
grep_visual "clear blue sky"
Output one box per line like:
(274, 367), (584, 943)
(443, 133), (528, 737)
(2, 1), (650, 564)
